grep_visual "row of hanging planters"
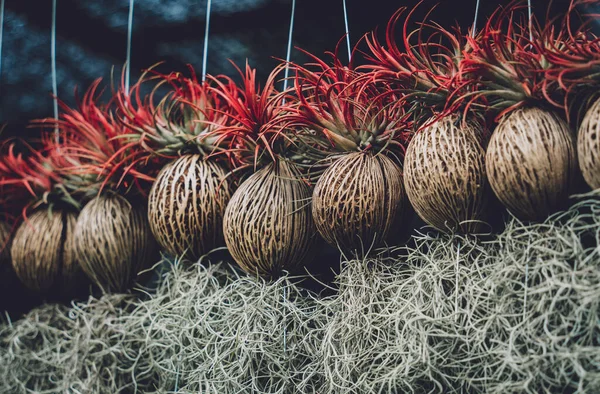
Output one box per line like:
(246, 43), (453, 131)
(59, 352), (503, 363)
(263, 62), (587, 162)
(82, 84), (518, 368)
(1, 0), (599, 295)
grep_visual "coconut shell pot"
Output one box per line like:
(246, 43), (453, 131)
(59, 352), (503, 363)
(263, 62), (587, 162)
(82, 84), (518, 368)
(578, 97), (600, 190)
(312, 151), (405, 253)
(148, 154), (233, 259)
(10, 209), (80, 293)
(223, 159), (317, 278)
(404, 116), (490, 233)
(486, 107), (577, 221)
(74, 193), (158, 292)
(0, 220), (12, 279)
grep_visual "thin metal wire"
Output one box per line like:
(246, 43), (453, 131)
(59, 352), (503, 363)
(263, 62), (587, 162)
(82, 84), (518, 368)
(527, 0), (533, 41)
(282, 0), (296, 95)
(125, 0), (134, 93)
(51, 0), (58, 139)
(201, 0), (212, 82)
(342, 0), (351, 63)
(471, 0), (481, 37)
(0, 0), (5, 94)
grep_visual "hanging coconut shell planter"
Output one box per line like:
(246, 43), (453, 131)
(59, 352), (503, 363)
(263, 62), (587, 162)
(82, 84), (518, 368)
(577, 98), (600, 190)
(288, 51), (410, 254)
(212, 63), (318, 278)
(0, 140), (84, 293)
(364, 7), (492, 233)
(458, 5), (578, 221)
(57, 80), (159, 293)
(118, 71), (234, 259)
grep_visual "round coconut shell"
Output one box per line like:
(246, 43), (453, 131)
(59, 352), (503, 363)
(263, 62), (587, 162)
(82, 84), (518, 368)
(404, 116), (490, 233)
(578, 97), (600, 190)
(10, 209), (79, 293)
(0, 220), (12, 280)
(148, 155), (233, 259)
(223, 160), (317, 279)
(312, 152), (405, 253)
(486, 107), (577, 221)
(74, 194), (158, 293)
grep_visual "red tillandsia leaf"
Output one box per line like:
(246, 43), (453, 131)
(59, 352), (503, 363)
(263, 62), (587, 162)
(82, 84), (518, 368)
(208, 61), (294, 170)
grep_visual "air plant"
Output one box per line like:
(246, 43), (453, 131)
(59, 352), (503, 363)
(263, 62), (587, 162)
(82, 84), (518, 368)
(287, 48), (410, 254)
(117, 67), (235, 260)
(51, 80), (159, 293)
(364, 5), (492, 233)
(0, 137), (82, 293)
(458, 2), (577, 221)
(215, 62), (318, 279)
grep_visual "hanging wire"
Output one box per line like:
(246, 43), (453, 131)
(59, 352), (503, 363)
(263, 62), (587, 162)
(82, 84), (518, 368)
(201, 0), (212, 82)
(527, 0), (533, 41)
(124, 0), (134, 94)
(471, 0), (481, 37)
(342, 0), (351, 63)
(51, 0), (58, 139)
(0, 0), (5, 95)
(282, 0), (296, 94)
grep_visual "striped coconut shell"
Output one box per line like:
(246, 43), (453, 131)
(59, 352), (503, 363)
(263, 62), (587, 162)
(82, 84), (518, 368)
(312, 152), (405, 253)
(10, 209), (79, 293)
(148, 155), (233, 259)
(486, 107), (577, 221)
(223, 160), (317, 278)
(74, 193), (158, 292)
(578, 97), (600, 190)
(0, 221), (12, 278)
(404, 116), (490, 233)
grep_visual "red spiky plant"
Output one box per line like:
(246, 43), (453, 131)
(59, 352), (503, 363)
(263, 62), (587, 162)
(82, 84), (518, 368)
(285, 45), (410, 253)
(363, 4), (492, 233)
(214, 62), (318, 278)
(116, 67), (236, 260)
(42, 79), (159, 293)
(457, 1), (577, 221)
(540, 0), (600, 190)
(0, 134), (83, 294)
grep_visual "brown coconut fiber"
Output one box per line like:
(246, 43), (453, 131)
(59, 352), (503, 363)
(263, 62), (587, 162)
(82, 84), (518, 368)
(223, 159), (317, 278)
(148, 155), (233, 259)
(486, 107), (577, 221)
(10, 209), (79, 293)
(312, 152), (405, 254)
(74, 194), (158, 293)
(404, 116), (490, 233)
(578, 97), (600, 190)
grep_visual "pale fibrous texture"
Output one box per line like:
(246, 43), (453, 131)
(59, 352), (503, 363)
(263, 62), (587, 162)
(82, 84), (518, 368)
(148, 155), (233, 259)
(75, 194), (158, 292)
(312, 152), (405, 253)
(223, 160), (317, 278)
(578, 97), (600, 190)
(486, 107), (577, 221)
(404, 116), (490, 233)
(10, 209), (79, 293)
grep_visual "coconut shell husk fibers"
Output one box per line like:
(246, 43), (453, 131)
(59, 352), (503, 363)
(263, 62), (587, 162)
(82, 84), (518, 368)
(578, 96), (600, 190)
(10, 209), (79, 293)
(74, 193), (158, 292)
(148, 154), (233, 259)
(223, 159), (317, 278)
(404, 116), (490, 233)
(486, 107), (577, 221)
(312, 151), (405, 254)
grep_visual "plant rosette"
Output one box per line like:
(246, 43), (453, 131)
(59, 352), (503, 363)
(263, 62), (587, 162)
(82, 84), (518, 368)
(0, 138), (83, 294)
(458, 3), (577, 221)
(117, 68), (235, 260)
(364, 5), (492, 233)
(287, 48), (410, 253)
(53, 80), (159, 293)
(213, 63), (318, 279)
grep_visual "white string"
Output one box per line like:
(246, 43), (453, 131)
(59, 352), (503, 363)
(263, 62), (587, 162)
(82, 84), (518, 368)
(124, 0), (134, 94)
(342, 0), (351, 63)
(51, 0), (58, 139)
(0, 0), (5, 94)
(527, 0), (533, 41)
(282, 0), (296, 95)
(471, 0), (481, 37)
(201, 0), (212, 82)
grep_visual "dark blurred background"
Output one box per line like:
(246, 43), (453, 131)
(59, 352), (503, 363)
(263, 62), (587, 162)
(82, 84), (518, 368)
(0, 0), (581, 316)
